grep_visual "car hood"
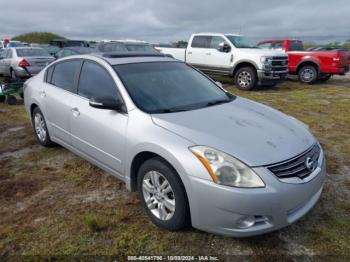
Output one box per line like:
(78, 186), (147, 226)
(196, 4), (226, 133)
(238, 48), (287, 57)
(151, 97), (315, 166)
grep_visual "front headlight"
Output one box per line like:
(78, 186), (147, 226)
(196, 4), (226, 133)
(190, 146), (265, 188)
(260, 56), (272, 64)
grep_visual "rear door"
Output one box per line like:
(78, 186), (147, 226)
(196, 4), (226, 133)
(41, 59), (81, 146)
(0, 49), (6, 74)
(186, 35), (212, 70)
(69, 60), (128, 175)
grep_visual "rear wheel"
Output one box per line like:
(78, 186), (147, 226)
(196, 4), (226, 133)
(10, 69), (17, 80)
(0, 95), (5, 103)
(234, 67), (257, 90)
(298, 65), (318, 84)
(32, 107), (55, 147)
(137, 157), (190, 230)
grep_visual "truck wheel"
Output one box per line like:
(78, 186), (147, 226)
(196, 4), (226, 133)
(234, 67), (257, 91)
(319, 74), (332, 83)
(298, 65), (317, 84)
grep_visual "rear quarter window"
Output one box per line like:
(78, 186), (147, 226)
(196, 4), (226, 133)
(50, 60), (81, 92)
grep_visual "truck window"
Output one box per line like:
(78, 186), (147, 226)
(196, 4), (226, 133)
(271, 42), (283, 50)
(191, 36), (211, 48)
(210, 36), (228, 49)
(258, 42), (272, 49)
(289, 41), (304, 51)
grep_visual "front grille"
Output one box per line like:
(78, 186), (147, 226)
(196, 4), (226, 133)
(270, 56), (288, 72)
(267, 144), (321, 179)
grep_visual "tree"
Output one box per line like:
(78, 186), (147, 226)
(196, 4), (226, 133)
(12, 32), (67, 44)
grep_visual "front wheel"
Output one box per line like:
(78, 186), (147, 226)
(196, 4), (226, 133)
(137, 157), (190, 230)
(298, 65), (318, 84)
(234, 67), (257, 91)
(32, 107), (55, 147)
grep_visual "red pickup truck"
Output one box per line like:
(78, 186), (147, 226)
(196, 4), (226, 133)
(257, 39), (350, 84)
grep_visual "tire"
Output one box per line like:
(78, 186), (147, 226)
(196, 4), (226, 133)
(5, 95), (17, 105)
(137, 157), (190, 231)
(319, 74), (332, 83)
(10, 69), (17, 80)
(31, 107), (55, 147)
(0, 95), (5, 103)
(234, 67), (257, 90)
(298, 65), (318, 84)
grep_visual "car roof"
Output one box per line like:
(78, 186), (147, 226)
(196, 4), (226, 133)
(58, 53), (176, 65)
(9, 47), (43, 50)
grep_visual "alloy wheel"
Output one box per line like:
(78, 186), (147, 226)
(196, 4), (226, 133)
(238, 71), (252, 88)
(142, 170), (176, 221)
(301, 68), (314, 83)
(34, 113), (47, 142)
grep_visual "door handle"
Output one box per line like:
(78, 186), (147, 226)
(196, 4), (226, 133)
(187, 51), (192, 55)
(206, 52), (211, 55)
(39, 91), (46, 98)
(71, 108), (80, 117)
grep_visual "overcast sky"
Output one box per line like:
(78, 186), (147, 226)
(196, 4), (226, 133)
(1, 0), (349, 43)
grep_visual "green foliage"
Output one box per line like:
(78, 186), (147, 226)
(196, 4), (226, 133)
(83, 214), (100, 232)
(12, 32), (66, 44)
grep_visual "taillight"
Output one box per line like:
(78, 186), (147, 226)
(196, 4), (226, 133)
(18, 59), (30, 68)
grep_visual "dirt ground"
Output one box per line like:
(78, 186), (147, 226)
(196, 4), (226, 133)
(0, 75), (349, 260)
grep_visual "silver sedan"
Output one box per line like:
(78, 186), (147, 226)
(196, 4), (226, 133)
(0, 47), (54, 79)
(23, 53), (326, 237)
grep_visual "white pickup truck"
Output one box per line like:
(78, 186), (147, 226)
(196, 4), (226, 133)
(156, 33), (288, 90)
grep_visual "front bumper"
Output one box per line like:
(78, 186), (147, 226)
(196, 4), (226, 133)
(188, 154), (326, 237)
(257, 69), (288, 84)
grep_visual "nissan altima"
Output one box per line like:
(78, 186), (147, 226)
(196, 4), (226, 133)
(23, 53), (326, 237)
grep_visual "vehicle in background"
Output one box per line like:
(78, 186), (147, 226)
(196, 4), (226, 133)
(257, 39), (350, 84)
(156, 33), (288, 90)
(54, 47), (95, 59)
(49, 39), (90, 48)
(0, 40), (26, 49)
(0, 47), (54, 79)
(95, 40), (159, 54)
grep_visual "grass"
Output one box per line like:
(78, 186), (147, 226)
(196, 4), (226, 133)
(0, 76), (349, 259)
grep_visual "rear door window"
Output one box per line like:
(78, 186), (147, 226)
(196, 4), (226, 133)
(50, 60), (81, 92)
(191, 36), (211, 48)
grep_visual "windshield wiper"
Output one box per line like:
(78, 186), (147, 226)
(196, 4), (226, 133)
(151, 108), (191, 114)
(206, 98), (232, 107)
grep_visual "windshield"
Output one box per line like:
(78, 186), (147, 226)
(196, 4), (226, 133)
(114, 62), (234, 113)
(124, 43), (158, 53)
(96, 42), (128, 52)
(16, 48), (50, 57)
(225, 35), (257, 48)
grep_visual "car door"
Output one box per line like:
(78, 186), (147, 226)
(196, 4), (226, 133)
(205, 36), (232, 72)
(41, 59), (81, 146)
(69, 60), (128, 175)
(186, 35), (212, 70)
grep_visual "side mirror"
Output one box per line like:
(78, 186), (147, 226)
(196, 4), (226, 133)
(89, 96), (125, 112)
(217, 43), (231, 53)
